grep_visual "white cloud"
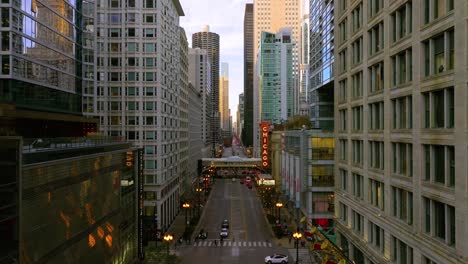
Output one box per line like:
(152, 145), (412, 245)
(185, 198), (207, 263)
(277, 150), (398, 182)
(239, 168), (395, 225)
(180, 0), (248, 122)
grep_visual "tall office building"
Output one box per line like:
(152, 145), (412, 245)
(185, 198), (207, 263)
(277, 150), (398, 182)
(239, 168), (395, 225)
(237, 93), (244, 139)
(187, 82), (202, 182)
(243, 3), (254, 147)
(253, 0), (302, 156)
(0, 0), (97, 137)
(188, 48), (212, 157)
(257, 29), (294, 125)
(219, 62), (230, 131)
(309, 0), (334, 130)
(178, 27), (189, 202)
(334, 1), (467, 264)
(95, 0), (186, 232)
(192, 26), (220, 153)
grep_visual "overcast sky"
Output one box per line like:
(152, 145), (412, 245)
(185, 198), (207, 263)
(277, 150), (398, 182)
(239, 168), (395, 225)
(179, 0), (251, 124)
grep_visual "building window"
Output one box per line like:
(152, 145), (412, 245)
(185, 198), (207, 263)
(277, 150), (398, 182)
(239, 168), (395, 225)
(127, 42), (138, 52)
(352, 173), (364, 199)
(392, 96), (412, 129)
(339, 202), (348, 224)
(144, 28), (155, 38)
(423, 197), (456, 246)
(368, 21), (384, 56)
(392, 142), (413, 177)
(352, 140), (363, 166)
(352, 3), (363, 33)
(144, 0), (155, 8)
(339, 139), (348, 161)
(144, 43), (156, 52)
(422, 87), (454, 129)
(368, 0), (383, 18)
(339, 79), (348, 102)
(423, 144), (455, 187)
(144, 101), (154, 111)
(424, 0), (455, 24)
(339, 109), (347, 131)
(369, 221), (385, 253)
(391, 48), (413, 87)
(352, 105), (363, 131)
(369, 101), (384, 130)
(390, 2), (412, 43)
(423, 29), (454, 76)
(339, 0), (347, 14)
(391, 236), (414, 264)
(340, 169), (348, 191)
(391, 186), (413, 225)
(369, 179), (384, 210)
(368, 61), (384, 93)
(423, 256), (438, 264)
(339, 48), (348, 73)
(352, 210), (364, 236)
(339, 19), (348, 44)
(352, 71), (363, 98)
(351, 37), (363, 65)
(369, 141), (384, 170)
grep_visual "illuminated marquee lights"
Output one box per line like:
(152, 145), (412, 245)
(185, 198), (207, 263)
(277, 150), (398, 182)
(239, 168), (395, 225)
(260, 122), (270, 168)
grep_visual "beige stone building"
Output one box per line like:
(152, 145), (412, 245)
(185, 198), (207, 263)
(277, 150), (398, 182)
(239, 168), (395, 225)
(334, 0), (467, 263)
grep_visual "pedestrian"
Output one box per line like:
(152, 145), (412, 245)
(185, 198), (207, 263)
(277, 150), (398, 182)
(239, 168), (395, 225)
(214, 239), (218, 247)
(288, 235), (292, 245)
(301, 240), (306, 248)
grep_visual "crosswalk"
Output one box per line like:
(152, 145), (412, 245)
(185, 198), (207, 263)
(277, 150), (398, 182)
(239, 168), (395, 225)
(193, 240), (273, 248)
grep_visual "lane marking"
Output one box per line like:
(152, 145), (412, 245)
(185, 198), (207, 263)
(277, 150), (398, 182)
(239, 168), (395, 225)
(253, 242), (257, 247)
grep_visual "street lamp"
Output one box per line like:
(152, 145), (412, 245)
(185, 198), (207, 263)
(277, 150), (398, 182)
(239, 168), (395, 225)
(275, 202), (283, 221)
(195, 187), (203, 217)
(293, 230), (302, 264)
(163, 233), (173, 256)
(182, 202), (190, 235)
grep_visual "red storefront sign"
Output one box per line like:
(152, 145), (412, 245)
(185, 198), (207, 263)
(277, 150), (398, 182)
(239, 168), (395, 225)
(260, 122), (270, 168)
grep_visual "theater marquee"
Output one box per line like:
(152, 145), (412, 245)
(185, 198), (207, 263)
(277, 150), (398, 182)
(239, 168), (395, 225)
(260, 122), (270, 168)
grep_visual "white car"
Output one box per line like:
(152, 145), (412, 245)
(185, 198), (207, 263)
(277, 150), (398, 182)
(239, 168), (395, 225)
(265, 254), (288, 264)
(219, 228), (229, 238)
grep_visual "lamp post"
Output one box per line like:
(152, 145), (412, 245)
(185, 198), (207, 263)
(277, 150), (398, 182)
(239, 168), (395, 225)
(275, 202), (283, 221)
(182, 202), (190, 235)
(293, 230), (302, 264)
(163, 233), (173, 257)
(195, 187), (203, 217)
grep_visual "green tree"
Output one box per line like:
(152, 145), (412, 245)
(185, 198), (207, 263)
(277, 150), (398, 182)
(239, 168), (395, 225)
(284, 115), (312, 130)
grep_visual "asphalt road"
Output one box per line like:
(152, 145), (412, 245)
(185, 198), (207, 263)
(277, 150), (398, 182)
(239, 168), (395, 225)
(178, 179), (290, 264)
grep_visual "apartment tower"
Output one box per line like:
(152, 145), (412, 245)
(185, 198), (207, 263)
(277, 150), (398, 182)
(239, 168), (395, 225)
(243, 3), (254, 147)
(95, 0), (186, 232)
(334, 1), (467, 263)
(192, 26), (220, 154)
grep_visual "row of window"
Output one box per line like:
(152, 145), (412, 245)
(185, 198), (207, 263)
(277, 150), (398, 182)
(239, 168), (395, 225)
(99, 28), (157, 38)
(339, 194), (456, 248)
(97, 13), (157, 24)
(97, 71), (157, 82)
(339, 141), (454, 184)
(338, 87), (454, 131)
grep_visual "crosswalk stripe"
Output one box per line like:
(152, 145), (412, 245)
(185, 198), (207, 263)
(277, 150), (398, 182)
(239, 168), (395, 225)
(227, 241), (231, 246)
(268, 242), (272, 247)
(207, 241), (212, 246)
(262, 242), (266, 247)
(247, 242), (251, 247)
(243, 242), (246, 247)
(190, 241), (273, 248)
(253, 242), (257, 247)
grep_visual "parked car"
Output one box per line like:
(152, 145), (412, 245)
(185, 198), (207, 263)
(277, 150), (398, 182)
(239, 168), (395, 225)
(222, 219), (229, 229)
(220, 228), (229, 238)
(264, 254), (288, 263)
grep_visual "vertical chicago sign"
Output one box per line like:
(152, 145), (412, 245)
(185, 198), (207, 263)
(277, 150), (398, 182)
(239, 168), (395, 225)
(260, 122), (270, 168)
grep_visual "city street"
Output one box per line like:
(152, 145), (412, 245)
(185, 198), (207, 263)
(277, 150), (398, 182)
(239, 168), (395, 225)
(177, 178), (290, 264)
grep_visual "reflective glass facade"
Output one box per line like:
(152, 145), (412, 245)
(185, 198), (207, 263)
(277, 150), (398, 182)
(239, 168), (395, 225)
(0, 0), (86, 114)
(308, 0), (334, 130)
(21, 147), (139, 263)
(258, 30), (293, 125)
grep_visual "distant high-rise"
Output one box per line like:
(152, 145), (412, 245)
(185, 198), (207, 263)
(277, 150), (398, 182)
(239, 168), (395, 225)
(237, 93), (244, 139)
(188, 48), (212, 156)
(219, 63), (230, 131)
(192, 26), (220, 153)
(253, 0), (302, 156)
(257, 29), (294, 124)
(243, 3), (254, 147)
